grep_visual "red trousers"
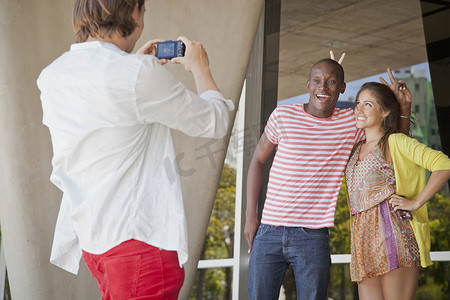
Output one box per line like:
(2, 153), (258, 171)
(82, 239), (185, 300)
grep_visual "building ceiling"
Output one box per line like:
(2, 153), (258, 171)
(277, 0), (432, 101)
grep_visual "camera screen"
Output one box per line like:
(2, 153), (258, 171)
(157, 42), (176, 59)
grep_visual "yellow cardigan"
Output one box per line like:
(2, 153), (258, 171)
(388, 133), (450, 267)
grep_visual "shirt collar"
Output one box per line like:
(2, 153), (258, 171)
(70, 41), (124, 53)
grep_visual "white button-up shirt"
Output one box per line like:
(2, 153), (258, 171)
(37, 41), (234, 274)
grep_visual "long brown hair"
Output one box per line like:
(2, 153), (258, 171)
(73, 0), (145, 43)
(355, 82), (401, 158)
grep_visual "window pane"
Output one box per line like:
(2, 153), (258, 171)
(417, 261), (450, 299)
(428, 192), (450, 251)
(330, 180), (351, 255)
(201, 165), (236, 260)
(190, 267), (233, 300)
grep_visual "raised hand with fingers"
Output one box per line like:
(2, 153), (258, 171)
(330, 50), (346, 65)
(379, 67), (412, 111)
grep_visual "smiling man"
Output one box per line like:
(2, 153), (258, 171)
(244, 58), (411, 299)
(306, 59), (346, 118)
(244, 58), (360, 300)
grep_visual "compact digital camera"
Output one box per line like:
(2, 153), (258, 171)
(156, 40), (185, 59)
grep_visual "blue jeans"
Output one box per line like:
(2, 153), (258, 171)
(248, 224), (331, 300)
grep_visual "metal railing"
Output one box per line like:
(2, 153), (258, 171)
(197, 251), (450, 300)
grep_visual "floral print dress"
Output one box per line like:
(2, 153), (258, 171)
(345, 141), (420, 282)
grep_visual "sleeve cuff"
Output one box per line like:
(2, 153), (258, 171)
(200, 90), (235, 111)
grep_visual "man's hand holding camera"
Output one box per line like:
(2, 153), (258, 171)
(172, 36), (218, 93)
(139, 36), (218, 94)
(137, 38), (169, 64)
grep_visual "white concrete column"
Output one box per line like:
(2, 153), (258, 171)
(141, 1), (264, 297)
(0, 1), (100, 299)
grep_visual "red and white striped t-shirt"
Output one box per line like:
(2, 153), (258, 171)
(262, 103), (364, 228)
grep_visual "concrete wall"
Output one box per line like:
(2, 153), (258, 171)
(0, 0), (264, 299)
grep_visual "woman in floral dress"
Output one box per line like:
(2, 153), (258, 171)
(345, 80), (450, 299)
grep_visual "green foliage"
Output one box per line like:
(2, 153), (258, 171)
(427, 192), (450, 251)
(329, 179), (351, 255)
(328, 180), (356, 300)
(417, 191), (450, 298)
(416, 275), (447, 300)
(190, 165), (236, 299)
(204, 165), (236, 261)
